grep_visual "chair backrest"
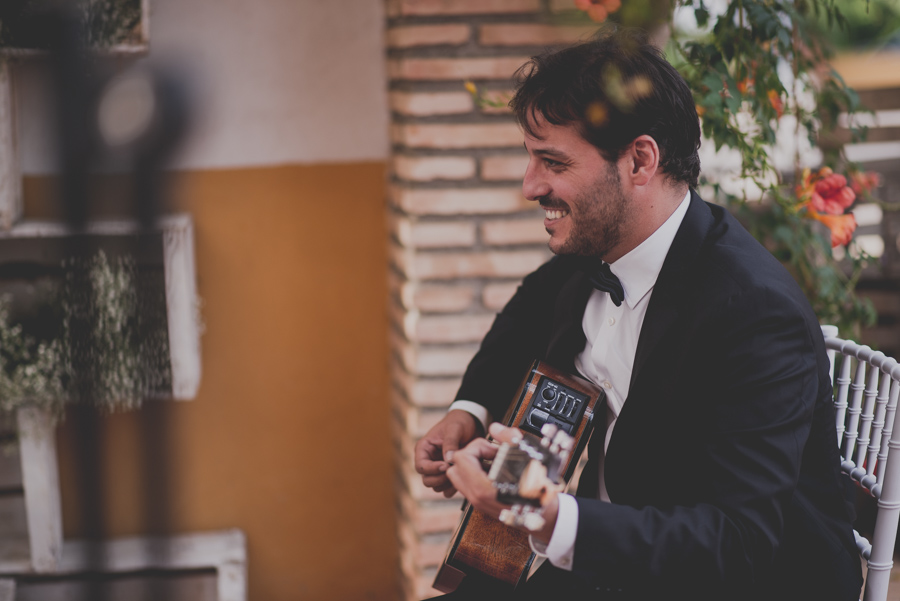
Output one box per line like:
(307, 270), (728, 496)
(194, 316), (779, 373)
(822, 325), (900, 601)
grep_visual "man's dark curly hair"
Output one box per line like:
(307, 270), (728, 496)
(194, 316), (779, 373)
(510, 27), (701, 188)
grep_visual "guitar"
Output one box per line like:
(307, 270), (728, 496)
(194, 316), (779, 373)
(432, 360), (604, 593)
(492, 422), (574, 532)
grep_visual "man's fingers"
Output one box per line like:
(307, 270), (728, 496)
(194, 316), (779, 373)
(435, 480), (457, 495)
(442, 437), (461, 465)
(422, 473), (451, 488)
(461, 437), (500, 461)
(415, 438), (448, 475)
(416, 458), (448, 476)
(447, 452), (501, 510)
(414, 410), (481, 493)
(488, 422), (524, 444)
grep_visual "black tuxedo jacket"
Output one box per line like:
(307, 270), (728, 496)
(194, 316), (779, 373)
(454, 193), (862, 600)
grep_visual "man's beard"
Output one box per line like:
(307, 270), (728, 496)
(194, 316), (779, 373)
(547, 165), (629, 258)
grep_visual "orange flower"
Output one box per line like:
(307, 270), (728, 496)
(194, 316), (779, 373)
(811, 173), (855, 215)
(850, 171), (881, 195)
(795, 167), (859, 247)
(795, 167), (855, 216)
(586, 102), (608, 126)
(586, 3), (608, 22)
(767, 89), (784, 118)
(810, 211), (857, 248)
(575, 0), (620, 22)
(794, 167), (817, 203)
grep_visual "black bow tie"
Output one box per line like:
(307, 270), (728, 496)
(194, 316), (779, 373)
(584, 260), (624, 307)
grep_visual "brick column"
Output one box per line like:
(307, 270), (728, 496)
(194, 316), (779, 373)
(385, 1), (592, 598)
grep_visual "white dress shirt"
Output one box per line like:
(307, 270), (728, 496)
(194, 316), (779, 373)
(451, 191), (692, 571)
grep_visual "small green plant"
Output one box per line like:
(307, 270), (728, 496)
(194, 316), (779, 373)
(0, 298), (67, 414)
(0, 0), (143, 50)
(0, 250), (170, 416)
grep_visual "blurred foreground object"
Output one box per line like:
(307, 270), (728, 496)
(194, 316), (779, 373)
(0, 5), (238, 599)
(0, 4), (200, 414)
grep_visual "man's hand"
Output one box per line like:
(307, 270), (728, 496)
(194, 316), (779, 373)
(446, 423), (560, 543)
(414, 409), (481, 497)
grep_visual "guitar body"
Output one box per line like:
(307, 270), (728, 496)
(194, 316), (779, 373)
(433, 360), (604, 593)
(434, 506), (536, 592)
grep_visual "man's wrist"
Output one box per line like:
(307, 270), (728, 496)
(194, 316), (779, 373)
(447, 400), (490, 436)
(531, 492), (560, 544)
(529, 493), (577, 570)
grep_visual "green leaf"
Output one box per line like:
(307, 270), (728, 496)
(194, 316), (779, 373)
(695, 6), (710, 26)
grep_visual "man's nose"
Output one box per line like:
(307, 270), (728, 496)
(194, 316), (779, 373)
(522, 161), (549, 201)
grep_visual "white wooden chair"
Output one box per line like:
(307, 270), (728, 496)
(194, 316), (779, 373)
(822, 325), (900, 601)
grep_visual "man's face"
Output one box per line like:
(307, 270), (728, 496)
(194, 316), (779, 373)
(522, 117), (632, 260)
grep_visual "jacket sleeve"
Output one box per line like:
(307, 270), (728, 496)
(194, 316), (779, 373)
(454, 257), (574, 422)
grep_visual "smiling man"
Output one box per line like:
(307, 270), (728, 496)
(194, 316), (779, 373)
(414, 27), (862, 601)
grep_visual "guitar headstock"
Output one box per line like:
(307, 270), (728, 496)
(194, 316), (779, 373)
(486, 423), (574, 531)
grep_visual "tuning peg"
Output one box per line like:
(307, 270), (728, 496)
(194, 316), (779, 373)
(554, 431), (574, 450)
(523, 512), (546, 532)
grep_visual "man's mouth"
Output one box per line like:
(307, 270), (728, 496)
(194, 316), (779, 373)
(544, 208), (569, 220)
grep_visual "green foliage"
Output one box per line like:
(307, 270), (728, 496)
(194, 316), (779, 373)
(668, 0), (878, 338)
(60, 251), (171, 411)
(809, 0), (900, 49)
(558, 0), (880, 337)
(0, 0), (142, 49)
(81, 0), (143, 48)
(0, 251), (171, 415)
(0, 299), (67, 413)
(727, 191), (876, 335)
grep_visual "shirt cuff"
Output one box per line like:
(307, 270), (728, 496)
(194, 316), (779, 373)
(448, 400), (490, 434)
(529, 493), (577, 571)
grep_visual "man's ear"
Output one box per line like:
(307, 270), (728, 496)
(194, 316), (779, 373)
(626, 135), (660, 187)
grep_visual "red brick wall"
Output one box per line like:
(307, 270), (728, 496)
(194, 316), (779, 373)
(385, 1), (592, 598)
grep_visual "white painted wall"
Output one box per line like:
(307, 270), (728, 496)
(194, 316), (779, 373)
(15, 0), (389, 174)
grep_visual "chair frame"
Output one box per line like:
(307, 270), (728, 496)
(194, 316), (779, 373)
(823, 325), (900, 601)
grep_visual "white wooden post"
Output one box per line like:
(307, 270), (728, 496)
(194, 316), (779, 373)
(163, 215), (202, 400)
(0, 215), (203, 401)
(0, 58), (21, 230)
(59, 529), (247, 600)
(16, 405), (62, 572)
(0, 579), (15, 601)
(218, 561), (247, 601)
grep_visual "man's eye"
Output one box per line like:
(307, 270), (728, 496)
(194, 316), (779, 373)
(544, 159), (563, 168)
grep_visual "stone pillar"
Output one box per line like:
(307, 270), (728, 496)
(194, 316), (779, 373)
(385, 1), (591, 598)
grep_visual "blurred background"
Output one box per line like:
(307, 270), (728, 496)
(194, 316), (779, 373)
(0, 0), (897, 600)
(2, 0), (392, 600)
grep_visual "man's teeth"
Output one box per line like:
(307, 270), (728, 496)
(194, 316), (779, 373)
(545, 209), (569, 220)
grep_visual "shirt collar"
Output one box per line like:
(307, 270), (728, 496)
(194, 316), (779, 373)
(608, 191), (691, 308)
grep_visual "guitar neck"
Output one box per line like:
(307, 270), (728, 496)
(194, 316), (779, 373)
(434, 360), (604, 593)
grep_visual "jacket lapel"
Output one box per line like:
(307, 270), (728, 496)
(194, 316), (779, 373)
(628, 192), (714, 391)
(544, 267), (594, 374)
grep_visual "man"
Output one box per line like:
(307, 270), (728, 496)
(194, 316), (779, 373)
(414, 27), (862, 601)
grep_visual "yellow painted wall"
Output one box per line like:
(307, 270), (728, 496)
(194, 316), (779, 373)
(25, 162), (398, 600)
